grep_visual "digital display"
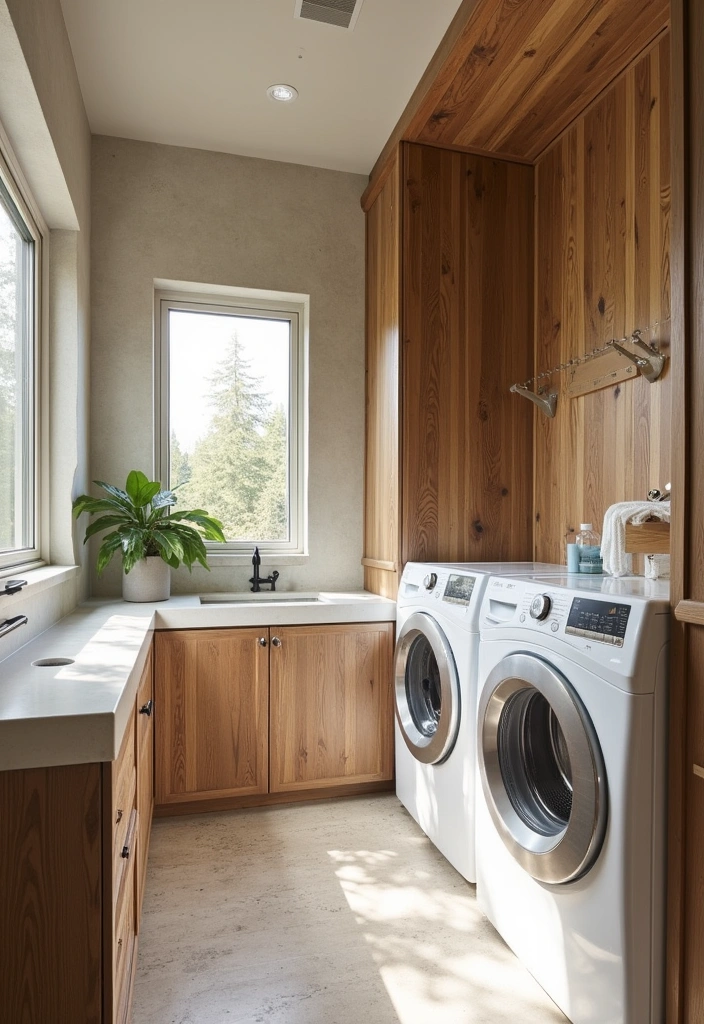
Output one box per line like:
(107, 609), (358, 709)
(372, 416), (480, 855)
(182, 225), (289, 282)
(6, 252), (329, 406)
(565, 598), (631, 646)
(443, 574), (476, 606)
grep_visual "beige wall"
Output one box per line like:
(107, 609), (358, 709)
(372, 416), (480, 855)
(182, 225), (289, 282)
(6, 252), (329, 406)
(91, 135), (367, 595)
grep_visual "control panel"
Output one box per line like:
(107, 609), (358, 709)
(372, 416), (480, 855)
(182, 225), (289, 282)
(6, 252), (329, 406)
(442, 573), (476, 606)
(565, 598), (630, 647)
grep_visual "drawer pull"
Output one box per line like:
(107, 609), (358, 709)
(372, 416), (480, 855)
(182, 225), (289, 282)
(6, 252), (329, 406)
(272, 636), (282, 648)
(121, 808), (137, 859)
(139, 699), (153, 717)
(693, 764), (704, 780)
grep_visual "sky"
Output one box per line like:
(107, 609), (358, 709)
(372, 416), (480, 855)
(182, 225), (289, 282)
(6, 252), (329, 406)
(168, 308), (290, 452)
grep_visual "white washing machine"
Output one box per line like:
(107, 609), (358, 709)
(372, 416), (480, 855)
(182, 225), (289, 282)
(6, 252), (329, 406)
(475, 574), (670, 1023)
(394, 561), (566, 882)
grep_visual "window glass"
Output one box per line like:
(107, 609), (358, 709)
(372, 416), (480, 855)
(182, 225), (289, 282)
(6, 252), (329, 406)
(163, 298), (305, 552)
(0, 184), (34, 558)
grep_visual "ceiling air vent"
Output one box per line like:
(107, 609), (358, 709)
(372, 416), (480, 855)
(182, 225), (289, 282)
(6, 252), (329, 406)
(294, 0), (365, 31)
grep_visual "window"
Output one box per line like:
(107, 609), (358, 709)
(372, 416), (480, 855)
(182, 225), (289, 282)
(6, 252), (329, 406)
(157, 290), (308, 556)
(0, 162), (40, 570)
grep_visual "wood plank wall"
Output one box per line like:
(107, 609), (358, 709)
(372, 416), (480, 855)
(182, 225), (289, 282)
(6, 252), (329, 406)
(402, 143), (534, 564)
(363, 158), (401, 599)
(533, 35), (672, 564)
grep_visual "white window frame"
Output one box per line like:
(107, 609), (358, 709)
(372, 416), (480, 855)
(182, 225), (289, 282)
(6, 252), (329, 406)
(0, 138), (44, 573)
(155, 286), (309, 558)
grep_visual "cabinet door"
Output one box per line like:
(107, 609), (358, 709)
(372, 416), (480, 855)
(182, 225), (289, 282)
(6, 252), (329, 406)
(155, 628), (269, 805)
(270, 622), (395, 792)
(135, 644), (154, 927)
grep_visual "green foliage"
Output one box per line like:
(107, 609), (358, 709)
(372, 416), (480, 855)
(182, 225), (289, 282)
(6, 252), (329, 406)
(72, 470), (226, 575)
(0, 212), (20, 550)
(173, 333), (288, 541)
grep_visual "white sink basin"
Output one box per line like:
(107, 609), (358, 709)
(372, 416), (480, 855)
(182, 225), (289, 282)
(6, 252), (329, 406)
(200, 591), (324, 605)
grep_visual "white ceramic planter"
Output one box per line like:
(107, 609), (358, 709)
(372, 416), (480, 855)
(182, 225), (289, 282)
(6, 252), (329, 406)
(122, 556), (171, 603)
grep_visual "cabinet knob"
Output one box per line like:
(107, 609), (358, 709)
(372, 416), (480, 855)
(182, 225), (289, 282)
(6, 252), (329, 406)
(258, 637), (268, 647)
(139, 699), (153, 717)
(271, 636), (282, 647)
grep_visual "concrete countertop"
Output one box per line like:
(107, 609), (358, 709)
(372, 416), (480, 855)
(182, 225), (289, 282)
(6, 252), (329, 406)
(0, 592), (396, 772)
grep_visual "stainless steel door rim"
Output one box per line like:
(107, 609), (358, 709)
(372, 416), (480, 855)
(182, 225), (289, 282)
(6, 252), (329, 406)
(478, 652), (607, 884)
(394, 611), (460, 765)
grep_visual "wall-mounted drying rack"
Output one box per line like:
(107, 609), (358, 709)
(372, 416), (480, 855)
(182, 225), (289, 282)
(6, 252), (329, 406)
(510, 317), (670, 418)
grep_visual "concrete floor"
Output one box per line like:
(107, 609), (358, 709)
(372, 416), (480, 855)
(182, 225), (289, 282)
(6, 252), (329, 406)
(132, 794), (567, 1024)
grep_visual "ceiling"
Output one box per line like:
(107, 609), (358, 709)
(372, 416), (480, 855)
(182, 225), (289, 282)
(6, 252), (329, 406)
(59, 0), (463, 175)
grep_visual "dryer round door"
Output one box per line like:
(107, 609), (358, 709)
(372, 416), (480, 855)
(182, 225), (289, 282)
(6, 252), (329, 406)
(478, 653), (607, 885)
(394, 611), (460, 765)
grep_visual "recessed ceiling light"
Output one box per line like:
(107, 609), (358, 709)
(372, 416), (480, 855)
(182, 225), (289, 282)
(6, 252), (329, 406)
(267, 84), (298, 103)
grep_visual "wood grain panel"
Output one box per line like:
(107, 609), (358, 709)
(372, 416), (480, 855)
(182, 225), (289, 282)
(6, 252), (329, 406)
(672, 1), (704, 1020)
(269, 623), (394, 792)
(0, 763), (103, 1023)
(363, 0), (669, 208)
(363, 153), (401, 598)
(533, 37), (671, 563)
(155, 628), (269, 805)
(401, 143), (534, 564)
(136, 646), (154, 929)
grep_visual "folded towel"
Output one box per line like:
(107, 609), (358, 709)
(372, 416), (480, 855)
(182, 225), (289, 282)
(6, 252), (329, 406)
(601, 501), (671, 577)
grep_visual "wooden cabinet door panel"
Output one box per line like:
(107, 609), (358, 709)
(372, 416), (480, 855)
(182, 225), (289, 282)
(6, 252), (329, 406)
(270, 623), (394, 792)
(155, 628), (269, 804)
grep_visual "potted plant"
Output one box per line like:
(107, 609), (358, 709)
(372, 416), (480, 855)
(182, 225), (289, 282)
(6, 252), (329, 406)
(72, 470), (226, 602)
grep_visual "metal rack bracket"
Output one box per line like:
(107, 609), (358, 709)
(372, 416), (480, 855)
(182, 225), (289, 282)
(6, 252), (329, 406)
(610, 334), (666, 383)
(510, 384), (557, 418)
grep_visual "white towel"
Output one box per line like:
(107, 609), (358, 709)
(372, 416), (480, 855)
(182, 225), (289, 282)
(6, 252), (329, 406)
(601, 501), (671, 577)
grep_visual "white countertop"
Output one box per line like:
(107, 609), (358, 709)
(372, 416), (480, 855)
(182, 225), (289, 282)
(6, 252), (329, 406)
(0, 592), (396, 772)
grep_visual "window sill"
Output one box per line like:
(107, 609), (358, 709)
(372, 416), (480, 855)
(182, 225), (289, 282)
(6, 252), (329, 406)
(204, 553), (310, 568)
(0, 564), (79, 599)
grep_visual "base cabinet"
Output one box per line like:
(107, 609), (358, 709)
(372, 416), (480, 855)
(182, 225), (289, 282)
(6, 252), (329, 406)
(155, 622), (395, 809)
(0, 643), (154, 1024)
(270, 623), (395, 792)
(154, 628), (269, 806)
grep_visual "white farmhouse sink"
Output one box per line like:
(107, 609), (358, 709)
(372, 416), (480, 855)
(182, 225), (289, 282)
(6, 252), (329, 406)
(200, 591), (324, 605)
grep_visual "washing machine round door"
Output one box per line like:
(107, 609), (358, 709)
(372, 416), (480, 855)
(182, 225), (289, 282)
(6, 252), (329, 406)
(394, 611), (460, 765)
(478, 653), (607, 885)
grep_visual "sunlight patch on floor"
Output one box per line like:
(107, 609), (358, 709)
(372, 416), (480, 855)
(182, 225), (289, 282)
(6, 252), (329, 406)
(329, 846), (566, 1024)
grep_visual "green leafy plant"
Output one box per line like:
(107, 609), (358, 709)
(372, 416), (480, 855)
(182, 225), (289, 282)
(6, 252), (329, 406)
(72, 470), (226, 574)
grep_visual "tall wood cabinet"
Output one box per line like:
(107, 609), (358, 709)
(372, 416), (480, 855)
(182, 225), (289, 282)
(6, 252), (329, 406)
(668, 2), (704, 1021)
(363, 142), (535, 598)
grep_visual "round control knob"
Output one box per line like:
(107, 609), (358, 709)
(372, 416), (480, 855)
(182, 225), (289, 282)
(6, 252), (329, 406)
(529, 594), (552, 621)
(423, 573), (438, 591)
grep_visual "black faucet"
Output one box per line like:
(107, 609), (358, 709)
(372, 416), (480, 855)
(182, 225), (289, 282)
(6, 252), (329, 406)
(249, 547), (280, 593)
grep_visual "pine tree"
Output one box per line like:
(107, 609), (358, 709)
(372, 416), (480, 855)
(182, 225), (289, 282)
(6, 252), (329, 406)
(180, 332), (288, 541)
(170, 429), (192, 489)
(0, 222), (19, 551)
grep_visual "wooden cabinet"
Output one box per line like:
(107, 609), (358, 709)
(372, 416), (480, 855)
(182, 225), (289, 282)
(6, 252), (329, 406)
(155, 628), (269, 806)
(269, 623), (395, 792)
(155, 623), (395, 811)
(136, 644), (154, 927)
(0, 642), (155, 1023)
(363, 143), (535, 599)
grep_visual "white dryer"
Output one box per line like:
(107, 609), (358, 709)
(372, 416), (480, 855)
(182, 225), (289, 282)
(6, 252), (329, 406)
(475, 574), (669, 1024)
(394, 561), (565, 882)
